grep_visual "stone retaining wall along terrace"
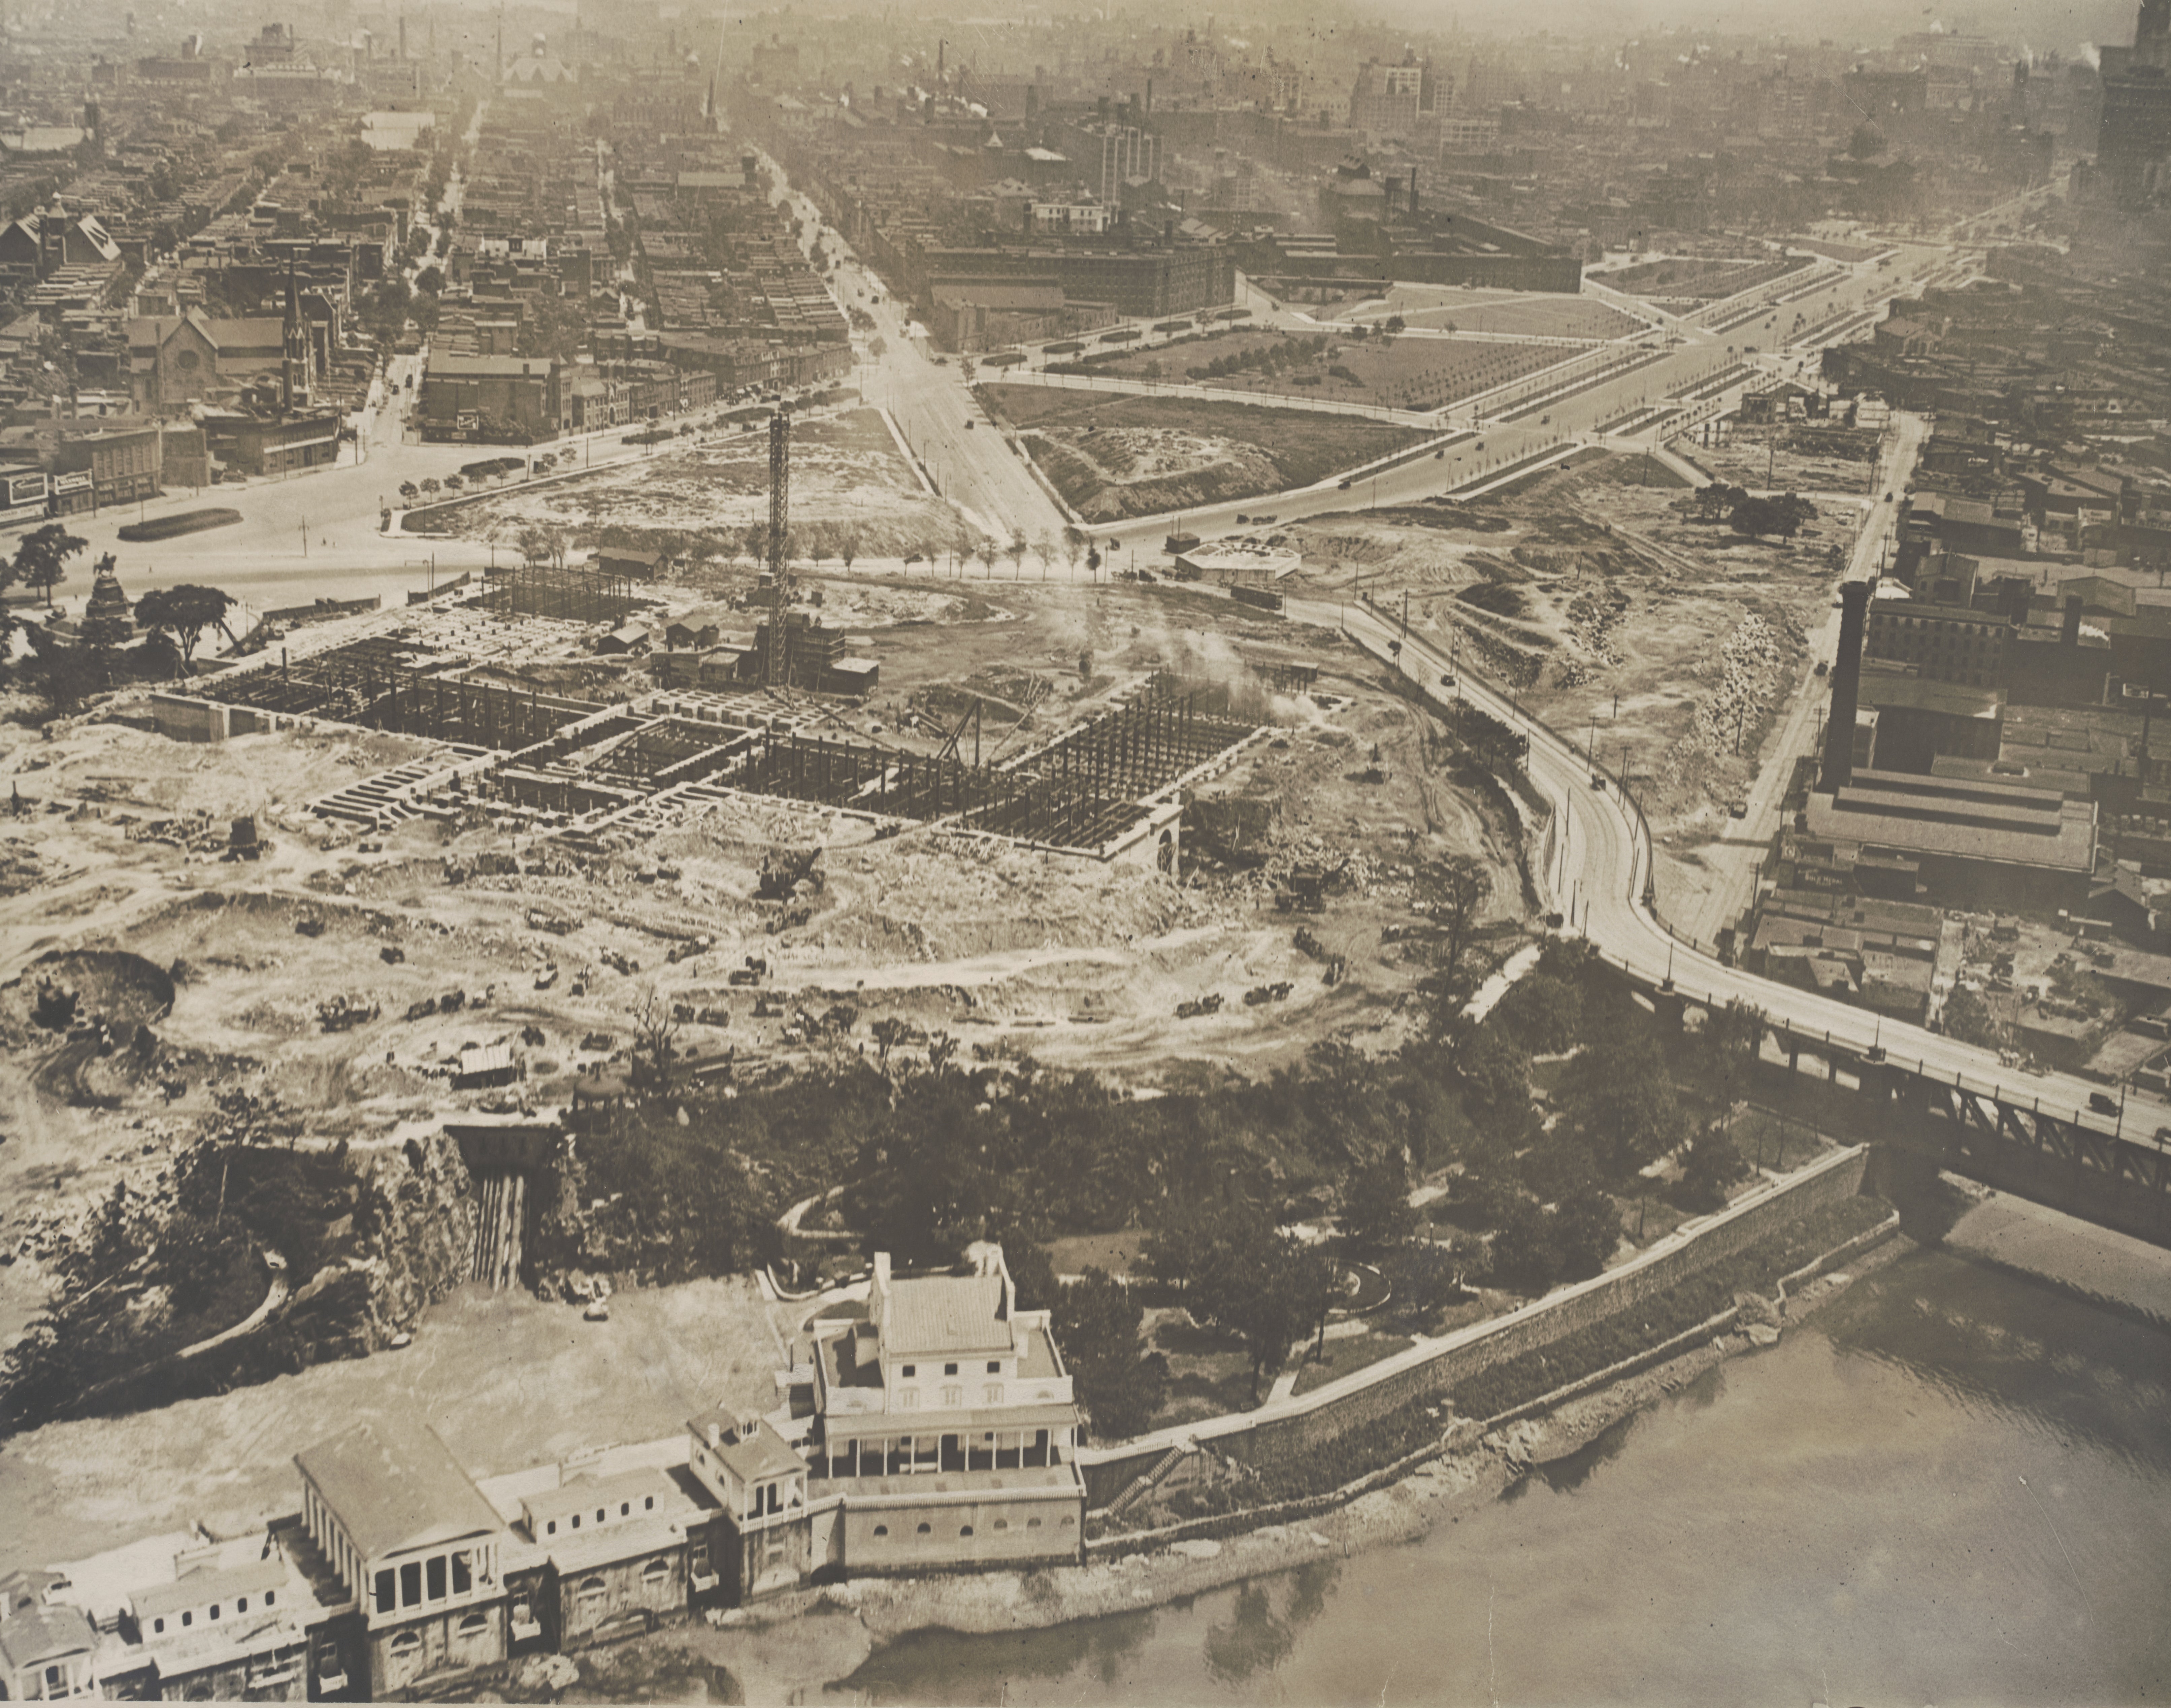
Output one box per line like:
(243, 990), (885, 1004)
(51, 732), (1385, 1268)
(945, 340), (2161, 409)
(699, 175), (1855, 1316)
(1078, 1145), (1871, 1507)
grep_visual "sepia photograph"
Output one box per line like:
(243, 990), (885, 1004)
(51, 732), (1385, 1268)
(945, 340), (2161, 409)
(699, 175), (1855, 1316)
(0, 0), (2165, 1700)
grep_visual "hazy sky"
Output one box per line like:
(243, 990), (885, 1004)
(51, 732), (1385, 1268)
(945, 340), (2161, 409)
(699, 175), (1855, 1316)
(1372, 0), (2140, 56)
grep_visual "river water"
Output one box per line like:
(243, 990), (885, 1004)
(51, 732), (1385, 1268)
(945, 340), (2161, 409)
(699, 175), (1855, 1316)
(833, 1204), (2171, 1707)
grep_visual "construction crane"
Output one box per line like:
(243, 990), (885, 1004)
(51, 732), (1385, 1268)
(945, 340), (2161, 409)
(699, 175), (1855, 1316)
(764, 406), (792, 688)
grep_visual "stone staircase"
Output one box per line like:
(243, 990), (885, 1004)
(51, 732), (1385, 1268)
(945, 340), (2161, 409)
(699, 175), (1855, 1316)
(1105, 1442), (1191, 1520)
(308, 745), (493, 826)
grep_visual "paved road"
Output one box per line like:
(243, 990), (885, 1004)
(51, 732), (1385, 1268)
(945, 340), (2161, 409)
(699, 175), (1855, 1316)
(1301, 597), (2171, 1155)
(751, 155), (1070, 545)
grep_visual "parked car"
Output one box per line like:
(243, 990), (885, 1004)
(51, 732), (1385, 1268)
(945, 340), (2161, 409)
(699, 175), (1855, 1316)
(2088, 1091), (2119, 1116)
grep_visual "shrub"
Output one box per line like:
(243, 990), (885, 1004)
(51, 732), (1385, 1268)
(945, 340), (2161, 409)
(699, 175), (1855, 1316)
(117, 508), (242, 544)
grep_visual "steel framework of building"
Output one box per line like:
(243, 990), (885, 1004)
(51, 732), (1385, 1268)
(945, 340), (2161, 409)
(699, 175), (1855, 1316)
(194, 639), (601, 750)
(721, 677), (1255, 848)
(764, 409), (792, 688)
(490, 562), (638, 626)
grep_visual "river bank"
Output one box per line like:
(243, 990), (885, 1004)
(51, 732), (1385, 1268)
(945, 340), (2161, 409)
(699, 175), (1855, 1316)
(564, 1217), (1913, 1703)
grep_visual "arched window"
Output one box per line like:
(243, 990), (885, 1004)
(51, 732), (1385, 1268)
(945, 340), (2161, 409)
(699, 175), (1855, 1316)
(960, 1525), (974, 1537)
(457, 1611), (489, 1637)
(992, 1518), (1009, 1531)
(642, 1557), (670, 1584)
(873, 1525), (889, 1538)
(1026, 1518), (1043, 1530)
(916, 1522), (931, 1536)
(389, 1631), (422, 1658)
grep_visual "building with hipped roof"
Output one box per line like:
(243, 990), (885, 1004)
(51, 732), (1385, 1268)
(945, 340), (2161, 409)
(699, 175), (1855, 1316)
(4, 1247), (1079, 1701)
(778, 1243), (1087, 1579)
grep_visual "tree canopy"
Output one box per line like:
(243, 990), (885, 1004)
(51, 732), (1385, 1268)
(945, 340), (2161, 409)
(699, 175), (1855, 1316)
(135, 584), (235, 671)
(13, 523), (86, 607)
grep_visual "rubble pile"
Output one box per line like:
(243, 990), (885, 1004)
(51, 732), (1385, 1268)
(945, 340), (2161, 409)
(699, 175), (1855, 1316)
(1659, 611), (1801, 796)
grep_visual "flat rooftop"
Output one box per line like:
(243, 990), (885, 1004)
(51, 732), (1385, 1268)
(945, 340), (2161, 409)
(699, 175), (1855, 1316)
(1806, 768), (2097, 874)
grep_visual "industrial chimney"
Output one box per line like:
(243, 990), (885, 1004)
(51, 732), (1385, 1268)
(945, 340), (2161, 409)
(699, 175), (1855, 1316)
(1822, 579), (1872, 790)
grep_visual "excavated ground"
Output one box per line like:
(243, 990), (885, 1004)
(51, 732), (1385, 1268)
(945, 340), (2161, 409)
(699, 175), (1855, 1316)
(0, 572), (1526, 1367)
(1269, 448), (1862, 912)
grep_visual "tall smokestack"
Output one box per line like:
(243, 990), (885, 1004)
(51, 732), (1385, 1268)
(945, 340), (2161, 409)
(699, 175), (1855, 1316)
(1823, 580), (1871, 790)
(281, 252), (299, 413)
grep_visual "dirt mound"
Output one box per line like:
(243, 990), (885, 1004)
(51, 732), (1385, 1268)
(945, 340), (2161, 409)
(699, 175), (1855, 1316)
(3, 950), (175, 1029)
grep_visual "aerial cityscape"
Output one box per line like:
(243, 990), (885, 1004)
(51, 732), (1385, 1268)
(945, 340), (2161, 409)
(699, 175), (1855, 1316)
(0, 0), (2164, 1700)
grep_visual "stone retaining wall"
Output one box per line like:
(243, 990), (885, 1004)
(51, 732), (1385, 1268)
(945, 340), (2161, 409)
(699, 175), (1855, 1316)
(1080, 1144), (1870, 1507)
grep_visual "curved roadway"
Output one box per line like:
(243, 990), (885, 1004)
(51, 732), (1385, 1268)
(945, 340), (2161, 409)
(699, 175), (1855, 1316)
(1302, 597), (2171, 1157)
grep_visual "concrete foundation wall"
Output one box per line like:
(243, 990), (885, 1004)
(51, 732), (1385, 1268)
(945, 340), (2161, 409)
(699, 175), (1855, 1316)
(149, 692), (229, 743)
(840, 1490), (1085, 1573)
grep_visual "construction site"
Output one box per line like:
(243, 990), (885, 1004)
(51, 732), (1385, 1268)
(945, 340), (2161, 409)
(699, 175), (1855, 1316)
(148, 414), (1269, 872)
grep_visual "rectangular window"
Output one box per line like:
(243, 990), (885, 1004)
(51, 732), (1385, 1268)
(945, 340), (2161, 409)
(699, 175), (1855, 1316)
(452, 1553), (471, 1595)
(944, 1362), (958, 1376)
(375, 1571), (396, 1615)
(901, 1364), (916, 1378)
(426, 1556), (447, 1601)
(987, 1361), (1001, 1374)
(400, 1562), (423, 1608)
